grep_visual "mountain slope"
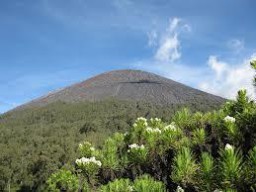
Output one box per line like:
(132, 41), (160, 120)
(18, 69), (225, 109)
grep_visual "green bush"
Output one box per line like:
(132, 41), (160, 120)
(171, 147), (198, 188)
(133, 175), (166, 192)
(100, 178), (132, 192)
(219, 144), (243, 190)
(199, 152), (215, 191)
(46, 169), (82, 192)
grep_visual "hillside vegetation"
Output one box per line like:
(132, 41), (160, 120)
(0, 99), (220, 191)
(45, 61), (256, 191)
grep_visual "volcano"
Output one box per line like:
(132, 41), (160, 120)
(19, 69), (225, 109)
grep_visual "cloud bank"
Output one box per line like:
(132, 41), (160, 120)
(136, 17), (255, 99)
(199, 54), (256, 99)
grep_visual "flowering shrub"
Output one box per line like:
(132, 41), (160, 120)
(76, 156), (102, 176)
(176, 185), (185, 192)
(219, 144), (243, 190)
(78, 141), (96, 157)
(149, 117), (162, 128)
(224, 116), (236, 123)
(161, 122), (184, 151)
(46, 61), (256, 192)
(127, 143), (148, 164)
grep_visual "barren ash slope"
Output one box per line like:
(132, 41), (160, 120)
(18, 69), (225, 109)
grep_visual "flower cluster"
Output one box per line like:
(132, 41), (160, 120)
(75, 156), (102, 167)
(176, 185), (184, 192)
(225, 143), (234, 151)
(146, 127), (161, 134)
(213, 189), (223, 192)
(128, 143), (145, 150)
(127, 143), (148, 163)
(134, 117), (148, 127)
(164, 122), (177, 131)
(150, 117), (162, 126)
(137, 117), (147, 122)
(128, 185), (134, 191)
(78, 141), (95, 157)
(79, 141), (92, 149)
(224, 116), (236, 123)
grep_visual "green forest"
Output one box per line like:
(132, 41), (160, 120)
(0, 61), (255, 191)
(0, 98), (221, 191)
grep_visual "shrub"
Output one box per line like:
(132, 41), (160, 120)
(199, 152), (215, 191)
(219, 144), (243, 190)
(171, 147), (198, 188)
(192, 128), (206, 146)
(127, 143), (148, 164)
(133, 175), (166, 192)
(100, 178), (132, 192)
(46, 169), (81, 192)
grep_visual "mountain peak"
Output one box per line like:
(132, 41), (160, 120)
(17, 69), (225, 109)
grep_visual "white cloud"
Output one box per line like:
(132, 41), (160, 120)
(140, 17), (255, 100)
(147, 30), (157, 47)
(207, 56), (227, 78)
(199, 54), (256, 99)
(152, 17), (189, 63)
(227, 39), (244, 52)
(155, 33), (181, 62)
(168, 17), (180, 32)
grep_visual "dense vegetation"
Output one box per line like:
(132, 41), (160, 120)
(1, 62), (255, 191)
(0, 99), (219, 191)
(45, 61), (256, 191)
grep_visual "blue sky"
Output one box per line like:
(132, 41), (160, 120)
(0, 0), (256, 113)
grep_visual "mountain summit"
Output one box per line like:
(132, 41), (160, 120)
(20, 69), (225, 108)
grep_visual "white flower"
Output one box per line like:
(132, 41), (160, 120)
(137, 117), (147, 121)
(75, 156), (102, 167)
(136, 117), (148, 127)
(176, 186), (184, 192)
(128, 185), (134, 191)
(213, 189), (223, 192)
(90, 147), (95, 151)
(225, 143), (234, 151)
(154, 128), (161, 133)
(146, 127), (161, 134)
(164, 123), (177, 131)
(79, 141), (92, 148)
(129, 143), (139, 149)
(224, 116), (236, 123)
(128, 143), (145, 150)
(150, 117), (161, 123)
(146, 127), (153, 132)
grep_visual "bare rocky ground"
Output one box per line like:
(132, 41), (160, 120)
(17, 69), (226, 109)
